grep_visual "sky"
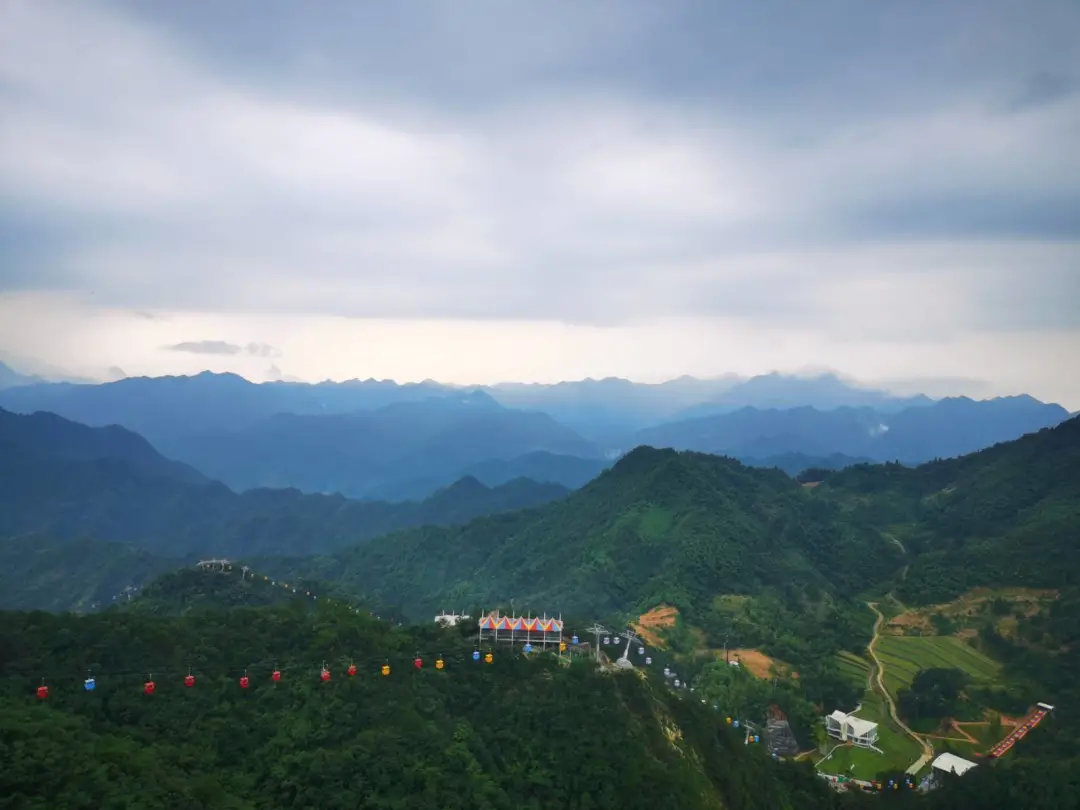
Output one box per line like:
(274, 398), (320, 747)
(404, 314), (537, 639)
(1, 1), (1078, 406)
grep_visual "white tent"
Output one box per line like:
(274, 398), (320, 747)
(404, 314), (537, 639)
(932, 752), (978, 776)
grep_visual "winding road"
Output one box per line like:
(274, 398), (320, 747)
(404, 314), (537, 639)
(866, 533), (934, 774)
(867, 601), (933, 774)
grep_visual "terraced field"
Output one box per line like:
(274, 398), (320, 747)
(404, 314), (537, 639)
(875, 635), (1000, 697)
(835, 650), (871, 688)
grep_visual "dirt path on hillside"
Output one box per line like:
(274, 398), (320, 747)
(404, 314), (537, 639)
(867, 600), (934, 774)
(948, 721), (980, 744)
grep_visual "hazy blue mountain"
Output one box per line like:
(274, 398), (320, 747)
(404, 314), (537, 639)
(363, 450), (611, 501)
(636, 396), (1069, 464)
(486, 375), (742, 439)
(158, 391), (599, 498)
(0, 409), (572, 558)
(0, 375), (603, 498)
(0, 360), (43, 390)
(0, 406), (206, 484)
(870, 395), (1069, 461)
(675, 372), (932, 419)
(2, 370), (1065, 498)
(461, 450), (611, 488)
(0, 371), (458, 438)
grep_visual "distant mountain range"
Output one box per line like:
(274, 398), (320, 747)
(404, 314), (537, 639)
(159, 390), (599, 498)
(635, 396), (1068, 463)
(0, 408), (570, 566)
(0, 367), (1070, 499)
(0, 360), (43, 390)
(672, 371), (933, 419)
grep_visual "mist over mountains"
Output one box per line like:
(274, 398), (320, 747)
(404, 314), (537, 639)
(0, 367), (1068, 500)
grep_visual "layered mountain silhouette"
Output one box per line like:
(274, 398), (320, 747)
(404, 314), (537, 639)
(635, 396), (1067, 463)
(0, 408), (570, 569)
(0, 370), (1069, 499)
(0, 360), (43, 389)
(673, 371), (932, 418)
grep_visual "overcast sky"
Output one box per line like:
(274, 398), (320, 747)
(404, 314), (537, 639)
(1, 0), (1078, 405)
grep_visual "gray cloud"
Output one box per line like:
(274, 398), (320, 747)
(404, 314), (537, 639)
(246, 342), (280, 358)
(164, 340), (280, 357)
(164, 340), (242, 355)
(0, 0), (1078, 341)
(1005, 71), (1077, 113)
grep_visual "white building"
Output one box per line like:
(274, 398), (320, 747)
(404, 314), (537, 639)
(434, 611), (470, 627)
(931, 752), (977, 776)
(824, 710), (880, 749)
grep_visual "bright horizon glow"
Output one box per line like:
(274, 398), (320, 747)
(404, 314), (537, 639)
(1, 1), (1077, 409)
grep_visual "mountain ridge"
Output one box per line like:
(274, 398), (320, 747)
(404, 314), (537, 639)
(0, 409), (572, 570)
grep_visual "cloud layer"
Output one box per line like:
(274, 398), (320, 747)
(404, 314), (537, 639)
(0, 0), (1077, 404)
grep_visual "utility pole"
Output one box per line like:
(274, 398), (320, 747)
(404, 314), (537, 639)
(621, 629), (639, 661)
(585, 623), (608, 664)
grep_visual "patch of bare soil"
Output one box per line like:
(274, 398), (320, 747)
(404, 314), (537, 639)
(885, 588), (1058, 638)
(725, 648), (793, 679)
(634, 604), (679, 648)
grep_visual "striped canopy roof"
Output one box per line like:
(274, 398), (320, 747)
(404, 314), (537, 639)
(478, 613), (563, 632)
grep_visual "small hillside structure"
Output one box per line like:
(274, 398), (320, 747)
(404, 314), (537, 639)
(434, 611), (470, 627)
(824, 710), (879, 749)
(931, 752), (977, 776)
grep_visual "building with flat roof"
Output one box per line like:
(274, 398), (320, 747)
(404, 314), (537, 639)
(824, 710), (879, 749)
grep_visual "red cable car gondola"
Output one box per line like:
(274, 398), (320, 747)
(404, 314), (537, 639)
(36, 684), (49, 700)
(184, 673), (195, 688)
(144, 678), (156, 695)
(239, 674), (250, 689)
(320, 667), (331, 682)
(413, 656), (423, 670)
(271, 669), (281, 682)
(347, 663), (357, 677)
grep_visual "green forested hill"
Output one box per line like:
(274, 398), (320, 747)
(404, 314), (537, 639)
(0, 536), (178, 613)
(0, 589), (848, 810)
(819, 415), (1080, 604)
(282, 447), (900, 669)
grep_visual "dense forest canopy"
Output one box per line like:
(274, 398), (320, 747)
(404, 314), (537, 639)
(0, 579), (854, 810)
(2, 574), (1078, 809)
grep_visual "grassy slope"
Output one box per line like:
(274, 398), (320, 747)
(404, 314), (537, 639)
(874, 636), (1000, 697)
(834, 651), (871, 689)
